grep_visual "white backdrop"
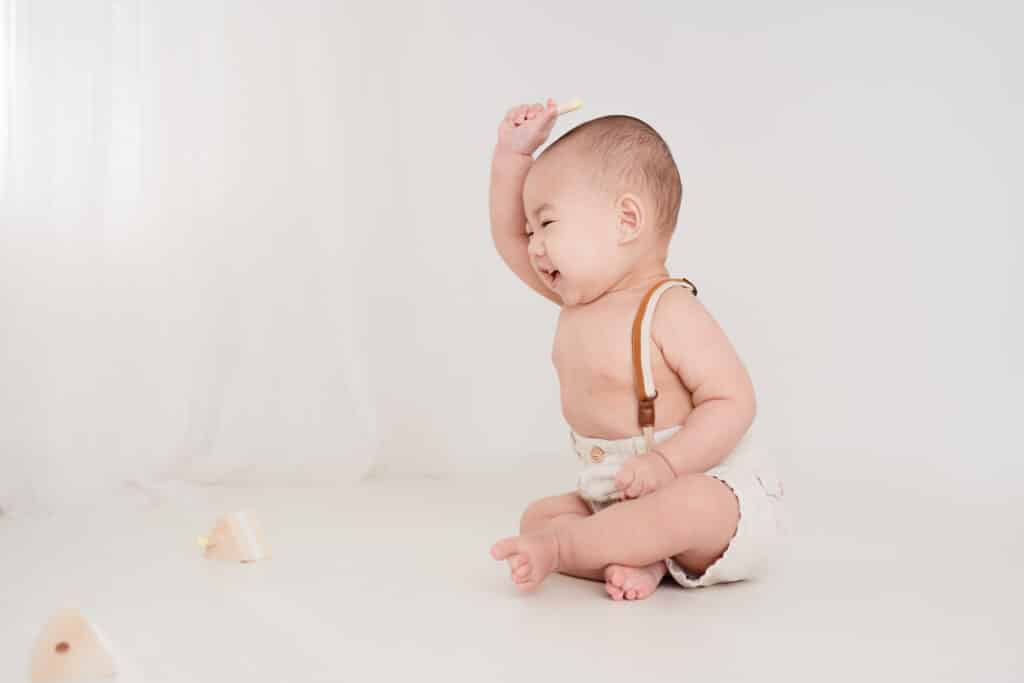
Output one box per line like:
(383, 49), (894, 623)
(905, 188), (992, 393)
(2, 2), (1021, 513)
(371, 2), (1022, 496)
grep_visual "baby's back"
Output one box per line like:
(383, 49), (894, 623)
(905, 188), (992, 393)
(553, 289), (695, 440)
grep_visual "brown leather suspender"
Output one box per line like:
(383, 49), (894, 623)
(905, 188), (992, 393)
(630, 277), (698, 451)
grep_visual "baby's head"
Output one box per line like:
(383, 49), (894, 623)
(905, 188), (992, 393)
(523, 115), (682, 306)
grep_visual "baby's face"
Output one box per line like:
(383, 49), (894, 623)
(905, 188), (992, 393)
(522, 154), (626, 307)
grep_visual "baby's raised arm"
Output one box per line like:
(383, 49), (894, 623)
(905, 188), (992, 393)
(489, 99), (562, 305)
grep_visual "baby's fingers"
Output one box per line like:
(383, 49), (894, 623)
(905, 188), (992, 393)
(625, 476), (646, 499)
(535, 99), (559, 135)
(614, 466), (635, 492)
(505, 104), (530, 126)
(514, 103), (538, 126)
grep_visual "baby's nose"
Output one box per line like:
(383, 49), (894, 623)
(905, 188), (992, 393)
(527, 235), (545, 256)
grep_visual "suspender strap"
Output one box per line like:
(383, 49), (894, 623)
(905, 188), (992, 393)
(630, 277), (698, 451)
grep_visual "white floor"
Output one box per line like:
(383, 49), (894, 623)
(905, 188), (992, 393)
(1, 463), (1021, 682)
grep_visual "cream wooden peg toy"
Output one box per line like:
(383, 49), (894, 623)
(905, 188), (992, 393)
(557, 97), (584, 115)
(198, 509), (270, 562)
(30, 608), (117, 683)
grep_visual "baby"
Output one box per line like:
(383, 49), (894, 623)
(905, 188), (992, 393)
(488, 99), (785, 600)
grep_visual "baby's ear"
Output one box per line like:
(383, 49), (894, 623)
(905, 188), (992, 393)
(616, 193), (645, 244)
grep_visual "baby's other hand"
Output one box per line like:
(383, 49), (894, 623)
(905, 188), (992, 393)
(496, 99), (559, 156)
(614, 451), (676, 500)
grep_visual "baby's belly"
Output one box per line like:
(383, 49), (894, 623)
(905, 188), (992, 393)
(559, 384), (693, 440)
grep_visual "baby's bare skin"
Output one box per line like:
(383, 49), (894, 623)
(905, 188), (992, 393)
(550, 281), (697, 600)
(488, 101), (755, 599)
(554, 283), (693, 439)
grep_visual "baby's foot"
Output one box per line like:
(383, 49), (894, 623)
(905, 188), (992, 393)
(490, 531), (561, 592)
(604, 562), (667, 601)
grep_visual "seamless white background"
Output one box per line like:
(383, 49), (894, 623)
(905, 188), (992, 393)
(1, 1), (1020, 513)
(374, 2), (1022, 498)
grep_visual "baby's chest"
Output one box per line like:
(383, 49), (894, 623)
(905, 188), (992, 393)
(551, 310), (636, 388)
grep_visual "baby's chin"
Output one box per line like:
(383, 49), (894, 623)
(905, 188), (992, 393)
(574, 282), (629, 306)
(558, 285), (602, 307)
(554, 272), (616, 306)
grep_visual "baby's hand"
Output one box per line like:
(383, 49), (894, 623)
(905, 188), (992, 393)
(496, 99), (559, 156)
(614, 451), (677, 500)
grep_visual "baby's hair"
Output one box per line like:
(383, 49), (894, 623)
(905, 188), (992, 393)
(542, 115), (682, 236)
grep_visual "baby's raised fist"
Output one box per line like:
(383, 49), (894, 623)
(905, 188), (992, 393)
(496, 98), (559, 156)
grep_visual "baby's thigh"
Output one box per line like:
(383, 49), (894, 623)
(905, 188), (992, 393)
(519, 491), (592, 530)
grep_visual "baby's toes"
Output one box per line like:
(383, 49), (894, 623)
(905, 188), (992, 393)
(602, 565), (618, 589)
(515, 570), (542, 592)
(604, 565), (626, 589)
(512, 558), (533, 583)
(604, 566), (627, 600)
(622, 571), (644, 592)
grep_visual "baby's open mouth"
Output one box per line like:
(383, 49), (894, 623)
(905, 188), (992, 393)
(542, 268), (560, 287)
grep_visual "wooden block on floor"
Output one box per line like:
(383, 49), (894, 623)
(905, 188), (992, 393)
(198, 510), (270, 563)
(30, 608), (116, 683)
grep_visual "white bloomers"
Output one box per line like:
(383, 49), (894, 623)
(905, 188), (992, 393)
(571, 426), (786, 588)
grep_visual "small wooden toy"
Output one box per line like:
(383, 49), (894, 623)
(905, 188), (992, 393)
(30, 608), (116, 683)
(558, 97), (584, 115)
(198, 510), (270, 562)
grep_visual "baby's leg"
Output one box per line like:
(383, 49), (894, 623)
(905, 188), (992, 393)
(506, 492), (672, 599)
(492, 474), (738, 591)
(516, 492), (605, 582)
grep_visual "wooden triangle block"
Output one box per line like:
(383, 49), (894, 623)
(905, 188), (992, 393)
(30, 608), (117, 683)
(199, 510), (270, 562)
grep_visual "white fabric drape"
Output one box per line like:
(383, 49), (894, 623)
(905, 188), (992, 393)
(1, 0), (382, 512)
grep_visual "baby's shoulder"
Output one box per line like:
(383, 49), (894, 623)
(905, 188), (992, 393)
(650, 283), (715, 345)
(653, 282), (705, 319)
